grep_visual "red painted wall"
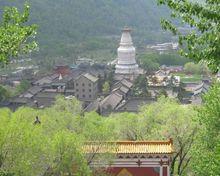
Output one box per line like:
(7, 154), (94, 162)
(107, 167), (168, 176)
(163, 167), (168, 176)
(54, 66), (71, 76)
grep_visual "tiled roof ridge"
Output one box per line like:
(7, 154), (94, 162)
(85, 139), (173, 145)
(83, 139), (174, 154)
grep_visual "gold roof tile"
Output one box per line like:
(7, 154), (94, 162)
(83, 139), (174, 154)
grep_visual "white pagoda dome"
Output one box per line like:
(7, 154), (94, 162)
(115, 27), (140, 74)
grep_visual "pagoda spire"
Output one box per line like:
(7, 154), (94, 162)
(115, 27), (139, 75)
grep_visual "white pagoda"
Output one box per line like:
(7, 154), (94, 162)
(115, 27), (140, 75)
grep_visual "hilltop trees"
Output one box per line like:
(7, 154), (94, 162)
(0, 0), (171, 59)
(0, 3), (37, 64)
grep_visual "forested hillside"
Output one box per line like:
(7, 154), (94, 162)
(0, 0), (170, 59)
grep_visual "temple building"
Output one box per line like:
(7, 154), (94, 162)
(115, 27), (143, 80)
(84, 139), (174, 176)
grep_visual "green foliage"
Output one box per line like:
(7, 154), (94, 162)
(132, 75), (148, 97)
(0, 171), (14, 176)
(158, 89), (168, 98)
(102, 81), (110, 94)
(0, 94), (199, 175)
(157, 53), (190, 66)
(139, 52), (190, 70)
(184, 62), (209, 75)
(0, 3), (37, 64)
(191, 83), (220, 176)
(52, 95), (82, 116)
(15, 80), (31, 94)
(0, 85), (10, 102)
(109, 97), (197, 175)
(158, 0), (220, 71)
(139, 54), (160, 73)
(0, 107), (91, 176)
(0, 96), (118, 175)
(139, 97), (197, 175)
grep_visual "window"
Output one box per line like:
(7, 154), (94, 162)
(76, 89), (79, 92)
(82, 89), (85, 92)
(89, 89), (92, 92)
(82, 83), (85, 86)
(76, 83), (78, 86)
(82, 94), (85, 98)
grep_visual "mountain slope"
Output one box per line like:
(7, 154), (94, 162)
(0, 0), (170, 58)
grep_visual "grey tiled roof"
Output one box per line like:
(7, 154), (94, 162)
(76, 73), (99, 82)
(100, 92), (123, 110)
(113, 79), (133, 89)
(28, 86), (43, 95)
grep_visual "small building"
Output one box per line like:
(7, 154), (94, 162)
(160, 65), (183, 73)
(112, 79), (133, 90)
(74, 73), (99, 102)
(32, 92), (60, 108)
(53, 64), (71, 76)
(116, 98), (155, 112)
(33, 74), (59, 86)
(0, 74), (8, 83)
(99, 92), (124, 115)
(84, 139), (174, 176)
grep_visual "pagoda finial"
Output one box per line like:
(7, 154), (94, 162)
(123, 26), (132, 32)
(58, 73), (63, 80)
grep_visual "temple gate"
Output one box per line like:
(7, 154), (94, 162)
(84, 139), (174, 176)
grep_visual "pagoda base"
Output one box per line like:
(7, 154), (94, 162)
(115, 64), (140, 75)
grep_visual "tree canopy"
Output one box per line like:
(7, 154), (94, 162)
(191, 82), (220, 176)
(0, 96), (198, 176)
(0, 3), (37, 64)
(158, 0), (220, 71)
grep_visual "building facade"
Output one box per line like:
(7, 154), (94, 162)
(85, 139), (174, 176)
(74, 73), (99, 102)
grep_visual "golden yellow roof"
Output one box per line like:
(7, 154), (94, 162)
(83, 139), (174, 154)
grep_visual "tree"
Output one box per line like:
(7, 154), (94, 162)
(191, 82), (220, 176)
(184, 62), (209, 75)
(138, 97), (197, 176)
(132, 75), (148, 97)
(157, 89), (168, 98)
(52, 95), (82, 116)
(0, 86), (10, 102)
(15, 80), (31, 94)
(184, 62), (200, 75)
(0, 3), (37, 64)
(102, 81), (110, 94)
(0, 97), (117, 175)
(111, 97), (196, 176)
(158, 0), (220, 71)
(0, 106), (92, 176)
(139, 54), (160, 73)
